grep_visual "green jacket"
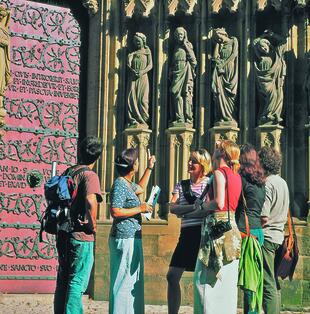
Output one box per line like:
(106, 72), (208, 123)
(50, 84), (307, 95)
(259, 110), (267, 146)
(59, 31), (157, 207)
(238, 236), (263, 313)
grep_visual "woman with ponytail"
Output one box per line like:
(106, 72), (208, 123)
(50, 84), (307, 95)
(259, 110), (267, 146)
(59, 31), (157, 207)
(185, 140), (242, 314)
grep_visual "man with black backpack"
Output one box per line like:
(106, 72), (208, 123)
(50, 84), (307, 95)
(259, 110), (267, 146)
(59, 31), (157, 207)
(54, 136), (103, 314)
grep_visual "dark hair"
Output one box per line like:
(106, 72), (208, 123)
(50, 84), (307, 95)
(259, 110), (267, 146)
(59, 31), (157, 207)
(115, 148), (138, 176)
(239, 143), (266, 186)
(258, 146), (282, 176)
(78, 136), (103, 165)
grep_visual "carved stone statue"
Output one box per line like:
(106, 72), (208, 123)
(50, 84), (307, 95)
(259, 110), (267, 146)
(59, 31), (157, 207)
(0, 6), (11, 128)
(253, 30), (286, 126)
(211, 28), (238, 125)
(170, 27), (197, 125)
(127, 32), (153, 127)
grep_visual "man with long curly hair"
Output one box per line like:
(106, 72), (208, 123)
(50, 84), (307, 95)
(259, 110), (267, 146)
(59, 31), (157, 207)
(258, 147), (289, 314)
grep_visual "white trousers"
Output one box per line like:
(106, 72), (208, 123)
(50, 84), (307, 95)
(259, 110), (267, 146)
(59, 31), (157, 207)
(194, 259), (239, 314)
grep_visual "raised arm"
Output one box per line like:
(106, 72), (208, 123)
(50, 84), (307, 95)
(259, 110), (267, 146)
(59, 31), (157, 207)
(137, 154), (156, 192)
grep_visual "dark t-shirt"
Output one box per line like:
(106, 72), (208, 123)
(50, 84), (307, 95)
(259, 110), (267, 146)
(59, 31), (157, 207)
(69, 165), (103, 242)
(236, 176), (266, 231)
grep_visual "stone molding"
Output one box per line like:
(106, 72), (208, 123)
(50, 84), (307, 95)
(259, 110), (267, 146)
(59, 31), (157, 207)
(122, 0), (155, 18)
(82, 0), (99, 15)
(209, 0), (308, 13)
(166, 0), (198, 16)
(124, 127), (152, 186)
(209, 125), (240, 151)
(211, 0), (242, 13)
(256, 124), (283, 152)
(256, 0), (307, 11)
(166, 126), (195, 195)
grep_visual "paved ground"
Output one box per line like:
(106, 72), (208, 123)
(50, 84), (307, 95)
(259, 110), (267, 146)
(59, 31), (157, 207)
(0, 294), (309, 313)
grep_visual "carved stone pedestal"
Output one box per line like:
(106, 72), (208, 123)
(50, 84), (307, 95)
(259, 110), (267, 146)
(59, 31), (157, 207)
(124, 127), (152, 181)
(256, 124), (284, 152)
(306, 123), (310, 222)
(209, 124), (239, 149)
(166, 126), (195, 196)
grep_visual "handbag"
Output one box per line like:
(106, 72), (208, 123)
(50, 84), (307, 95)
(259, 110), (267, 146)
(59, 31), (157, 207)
(275, 209), (299, 280)
(239, 189), (257, 240)
(209, 168), (232, 240)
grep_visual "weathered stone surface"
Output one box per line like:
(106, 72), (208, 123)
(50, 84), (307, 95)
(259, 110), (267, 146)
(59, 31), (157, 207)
(170, 27), (196, 126)
(144, 255), (171, 276)
(126, 32), (152, 127)
(212, 28), (239, 125)
(281, 280), (303, 308)
(253, 31), (286, 126)
(302, 281), (310, 307)
(82, 0), (99, 15)
(143, 234), (159, 256)
(166, 0), (198, 16)
(158, 234), (180, 256)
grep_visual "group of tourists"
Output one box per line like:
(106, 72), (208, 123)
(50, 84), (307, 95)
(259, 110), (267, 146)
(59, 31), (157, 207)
(108, 140), (289, 314)
(52, 137), (289, 314)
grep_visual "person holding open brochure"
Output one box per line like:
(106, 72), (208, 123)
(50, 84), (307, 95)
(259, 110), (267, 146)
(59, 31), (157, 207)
(109, 148), (156, 314)
(167, 149), (212, 314)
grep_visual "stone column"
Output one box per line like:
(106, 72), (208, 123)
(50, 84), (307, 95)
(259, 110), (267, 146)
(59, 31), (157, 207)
(166, 126), (195, 198)
(124, 127), (152, 198)
(209, 123), (240, 149)
(306, 123), (310, 222)
(256, 125), (284, 152)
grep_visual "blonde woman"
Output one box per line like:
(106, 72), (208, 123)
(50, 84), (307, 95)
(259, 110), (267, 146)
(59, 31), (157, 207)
(185, 140), (242, 314)
(167, 149), (212, 314)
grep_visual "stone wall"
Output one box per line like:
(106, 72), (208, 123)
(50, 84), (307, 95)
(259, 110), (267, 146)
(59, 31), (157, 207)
(90, 218), (310, 310)
(90, 216), (180, 303)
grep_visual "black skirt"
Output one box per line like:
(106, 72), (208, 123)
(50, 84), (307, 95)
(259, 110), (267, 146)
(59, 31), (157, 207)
(169, 225), (202, 272)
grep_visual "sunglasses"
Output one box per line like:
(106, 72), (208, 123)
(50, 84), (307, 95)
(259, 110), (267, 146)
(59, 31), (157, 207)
(188, 158), (200, 164)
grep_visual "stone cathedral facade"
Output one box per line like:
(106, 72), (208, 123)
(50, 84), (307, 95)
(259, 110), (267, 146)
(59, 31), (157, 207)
(0, 0), (309, 309)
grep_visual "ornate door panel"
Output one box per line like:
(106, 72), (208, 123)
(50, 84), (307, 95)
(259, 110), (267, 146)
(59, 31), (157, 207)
(0, 0), (80, 293)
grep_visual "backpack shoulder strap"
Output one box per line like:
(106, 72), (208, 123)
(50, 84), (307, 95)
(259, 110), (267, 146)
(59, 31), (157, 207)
(180, 179), (191, 193)
(71, 166), (91, 178)
(65, 166), (90, 178)
(180, 179), (197, 204)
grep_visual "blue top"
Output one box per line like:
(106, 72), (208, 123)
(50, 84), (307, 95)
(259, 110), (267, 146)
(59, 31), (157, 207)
(110, 177), (142, 239)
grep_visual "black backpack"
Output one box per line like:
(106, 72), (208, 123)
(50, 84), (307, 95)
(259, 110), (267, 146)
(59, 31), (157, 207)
(39, 166), (89, 241)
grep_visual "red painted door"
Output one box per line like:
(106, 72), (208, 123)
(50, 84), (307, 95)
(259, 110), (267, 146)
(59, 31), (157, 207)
(0, 0), (80, 293)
